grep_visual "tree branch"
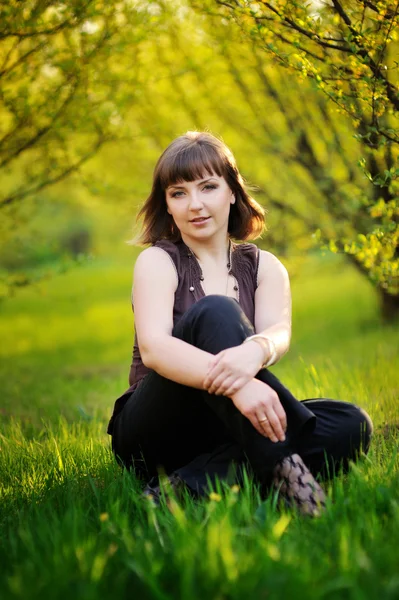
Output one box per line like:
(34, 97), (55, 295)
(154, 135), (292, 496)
(255, 187), (316, 229)
(0, 40), (46, 78)
(0, 75), (79, 169)
(0, 20), (77, 40)
(255, 1), (351, 51)
(0, 135), (112, 208)
(332, 0), (399, 111)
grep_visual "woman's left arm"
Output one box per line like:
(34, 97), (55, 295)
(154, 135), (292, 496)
(203, 250), (291, 396)
(252, 249), (292, 365)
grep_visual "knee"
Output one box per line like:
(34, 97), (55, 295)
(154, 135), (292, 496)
(343, 404), (373, 456)
(329, 403), (373, 456)
(172, 294), (253, 343)
(355, 406), (374, 453)
(318, 404), (373, 478)
(188, 294), (243, 325)
(196, 294), (239, 314)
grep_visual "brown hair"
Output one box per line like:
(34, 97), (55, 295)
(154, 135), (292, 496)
(134, 131), (266, 245)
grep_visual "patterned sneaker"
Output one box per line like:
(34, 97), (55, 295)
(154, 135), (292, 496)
(141, 472), (187, 506)
(273, 453), (327, 517)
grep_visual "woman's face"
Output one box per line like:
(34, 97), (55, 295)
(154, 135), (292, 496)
(165, 173), (235, 241)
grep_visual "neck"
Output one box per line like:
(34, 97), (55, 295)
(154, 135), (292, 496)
(180, 233), (231, 264)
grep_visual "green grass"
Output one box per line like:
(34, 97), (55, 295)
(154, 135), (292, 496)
(0, 252), (398, 600)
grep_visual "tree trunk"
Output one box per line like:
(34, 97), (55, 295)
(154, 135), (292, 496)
(345, 254), (399, 322)
(378, 288), (399, 323)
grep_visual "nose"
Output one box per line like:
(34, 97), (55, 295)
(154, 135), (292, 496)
(188, 190), (204, 211)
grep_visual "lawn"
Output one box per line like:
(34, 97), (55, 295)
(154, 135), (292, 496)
(0, 252), (398, 600)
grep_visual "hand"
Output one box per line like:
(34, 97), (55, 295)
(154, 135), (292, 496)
(231, 378), (287, 443)
(203, 342), (265, 397)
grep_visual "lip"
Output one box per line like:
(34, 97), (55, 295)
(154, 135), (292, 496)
(190, 217), (210, 223)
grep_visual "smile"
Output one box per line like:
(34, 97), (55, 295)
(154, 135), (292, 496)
(190, 217), (210, 223)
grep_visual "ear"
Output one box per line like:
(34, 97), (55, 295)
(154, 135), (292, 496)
(230, 193), (236, 205)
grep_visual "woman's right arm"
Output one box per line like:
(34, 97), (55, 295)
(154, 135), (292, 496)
(133, 247), (215, 389)
(133, 247), (286, 442)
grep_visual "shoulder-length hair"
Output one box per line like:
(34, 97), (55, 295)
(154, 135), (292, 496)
(133, 131), (266, 245)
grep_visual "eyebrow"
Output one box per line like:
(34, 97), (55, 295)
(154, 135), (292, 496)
(167, 177), (217, 191)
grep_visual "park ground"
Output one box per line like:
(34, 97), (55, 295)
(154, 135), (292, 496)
(0, 252), (398, 600)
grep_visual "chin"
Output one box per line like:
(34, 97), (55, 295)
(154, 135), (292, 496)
(191, 230), (215, 241)
(181, 226), (214, 239)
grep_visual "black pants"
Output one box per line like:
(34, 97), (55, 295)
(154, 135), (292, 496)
(111, 296), (373, 497)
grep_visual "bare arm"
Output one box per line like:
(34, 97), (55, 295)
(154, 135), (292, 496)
(252, 250), (292, 364)
(133, 247), (217, 389)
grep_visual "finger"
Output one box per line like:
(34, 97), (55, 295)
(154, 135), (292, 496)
(273, 400), (287, 433)
(255, 407), (284, 442)
(224, 378), (246, 397)
(247, 411), (269, 438)
(252, 413), (278, 442)
(204, 365), (223, 389)
(214, 375), (238, 396)
(203, 375), (211, 390)
(204, 363), (217, 384)
(212, 351), (225, 366)
(265, 407), (286, 442)
(254, 409), (278, 442)
(208, 373), (228, 395)
(204, 360), (225, 388)
(207, 351), (224, 373)
(206, 354), (221, 376)
(203, 376), (212, 390)
(207, 354), (219, 369)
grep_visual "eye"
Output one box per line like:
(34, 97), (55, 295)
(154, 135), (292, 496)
(170, 183), (217, 198)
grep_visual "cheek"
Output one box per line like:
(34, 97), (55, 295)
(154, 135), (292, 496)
(167, 203), (184, 220)
(221, 195), (233, 214)
(166, 200), (177, 216)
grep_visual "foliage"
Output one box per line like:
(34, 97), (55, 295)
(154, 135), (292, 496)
(209, 1), (399, 134)
(192, 0), (399, 307)
(0, 0), (163, 295)
(0, 196), (95, 300)
(0, 0), (157, 208)
(1, 0), (398, 317)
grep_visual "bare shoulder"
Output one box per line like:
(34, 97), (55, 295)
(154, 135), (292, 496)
(132, 246), (177, 327)
(133, 246), (177, 343)
(258, 249), (289, 283)
(134, 246), (178, 290)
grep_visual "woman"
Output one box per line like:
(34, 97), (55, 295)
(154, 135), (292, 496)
(107, 131), (373, 516)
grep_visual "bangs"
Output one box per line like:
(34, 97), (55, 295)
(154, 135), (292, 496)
(158, 143), (227, 190)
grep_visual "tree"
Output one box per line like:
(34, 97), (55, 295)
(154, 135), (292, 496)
(191, 0), (399, 318)
(0, 0), (156, 210)
(0, 0), (161, 296)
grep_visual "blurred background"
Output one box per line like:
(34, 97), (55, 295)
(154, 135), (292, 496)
(0, 0), (398, 432)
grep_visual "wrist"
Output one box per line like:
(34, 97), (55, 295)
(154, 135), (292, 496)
(231, 376), (263, 401)
(243, 334), (277, 368)
(246, 339), (268, 368)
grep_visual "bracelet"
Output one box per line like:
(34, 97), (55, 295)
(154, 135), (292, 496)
(243, 334), (277, 368)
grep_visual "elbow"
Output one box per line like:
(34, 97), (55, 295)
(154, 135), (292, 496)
(277, 326), (291, 358)
(283, 331), (291, 355)
(283, 323), (291, 346)
(140, 347), (156, 370)
(282, 341), (290, 357)
(139, 336), (168, 370)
